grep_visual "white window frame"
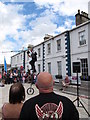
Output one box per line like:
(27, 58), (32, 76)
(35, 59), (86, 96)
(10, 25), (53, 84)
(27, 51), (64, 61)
(14, 57), (16, 63)
(48, 62), (51, 73)
(38, 64), (41, 73)
(57, 39), (61, 51)
(17, 56), (19, 62)
(21, 54), (22, 61)
(47, 43), (51, 54)
(79, 31), (86, 46)
(57, 61), (62, 75)
(38, 48), (41, 57)
(81, 58), (88, 76)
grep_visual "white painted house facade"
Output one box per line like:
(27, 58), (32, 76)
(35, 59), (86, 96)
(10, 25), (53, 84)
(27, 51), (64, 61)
(70, 21), (90, 79)
(35, 32), (68, 77)
(11, 20), (90, 80)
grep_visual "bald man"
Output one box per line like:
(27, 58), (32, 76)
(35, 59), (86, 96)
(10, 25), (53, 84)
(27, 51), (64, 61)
(19, 72), (79, 120)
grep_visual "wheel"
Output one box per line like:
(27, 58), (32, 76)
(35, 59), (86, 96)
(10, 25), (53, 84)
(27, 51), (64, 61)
(27, 87), (34, 95)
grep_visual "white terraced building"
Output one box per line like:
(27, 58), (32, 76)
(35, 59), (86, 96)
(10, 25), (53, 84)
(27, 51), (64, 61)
(11, 4), (90, 80)
(11, 20), (90, 79)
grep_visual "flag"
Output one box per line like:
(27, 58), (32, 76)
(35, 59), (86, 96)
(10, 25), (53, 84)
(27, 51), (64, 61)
(4, 57), (7, 72)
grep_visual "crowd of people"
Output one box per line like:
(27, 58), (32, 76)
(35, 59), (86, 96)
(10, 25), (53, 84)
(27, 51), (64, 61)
(1, 71), (79, 120)
(1, 68), (37, 85)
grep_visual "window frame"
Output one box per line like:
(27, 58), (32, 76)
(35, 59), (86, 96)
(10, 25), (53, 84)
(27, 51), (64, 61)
(57, 61), (62, 75)
(38, 64), (41, 73)
(79, 30), (86, 46)
(57, 39), (61, 51)
(81, 58), (88, 76)
(47, 43), (51, 54)
(48, 62), (51, 74)
(38, 48), (41, 57)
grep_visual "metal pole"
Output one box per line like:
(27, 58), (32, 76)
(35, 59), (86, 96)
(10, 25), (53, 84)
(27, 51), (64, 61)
(77, 71), (79, 107)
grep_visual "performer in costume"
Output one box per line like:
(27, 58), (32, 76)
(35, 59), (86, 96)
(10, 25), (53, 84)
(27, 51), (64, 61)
(27, 47), (37, 72)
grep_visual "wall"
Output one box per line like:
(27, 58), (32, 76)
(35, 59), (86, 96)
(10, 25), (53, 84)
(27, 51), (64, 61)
(43, 33), (67, 76)
(10, 21), (90, 78)
(88, 1), (90, 18)
(88, 22), (90, 75)
(70, 23), (89, 76)
(11, 52), (24, 69)
(33, 44), (43, 73)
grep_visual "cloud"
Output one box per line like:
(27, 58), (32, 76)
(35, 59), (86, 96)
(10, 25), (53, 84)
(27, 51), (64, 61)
(64, 19), (74, 28)
(13, 8), (58, 48)
(1, 0), (34, 2)
(0, 0), (89, 64)
(34, 0), (89, 15)
(56, 26), (66, 33)
(0, 2), (26, 63)
(55, 18), (74, 33)
(0, 41), (17, 64)
(0, 2), (25, 42)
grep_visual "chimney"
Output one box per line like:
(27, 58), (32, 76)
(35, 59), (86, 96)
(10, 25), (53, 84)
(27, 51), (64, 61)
(75, 9), (81, 26)
(44, 34), (53, 41)
(75, 9), (90, 26)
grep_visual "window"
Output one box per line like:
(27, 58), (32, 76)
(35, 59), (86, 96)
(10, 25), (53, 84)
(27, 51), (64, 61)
(14, 57), (16, 63)
(57, 61), (62, 75)
(79, 31), (86, 45)
(57, 39), (61, 51)
(38, 64), (41, 73)
(47, 43), (51, 54)
(81, 58), (88, 76)
(17, 56), (19, 62)
(48, 62), (51, 73)
(38, 48), (41, 57)
(11, 57), (14, 64)
(21, 54), (22, 61)
(11, 58), (12, 65)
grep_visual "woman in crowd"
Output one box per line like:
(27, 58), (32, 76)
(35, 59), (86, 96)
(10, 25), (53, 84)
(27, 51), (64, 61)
(2, 83), (25, 120)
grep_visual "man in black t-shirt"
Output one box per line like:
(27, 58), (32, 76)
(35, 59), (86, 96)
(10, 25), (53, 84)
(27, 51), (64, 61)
(19, 72), (79, 120)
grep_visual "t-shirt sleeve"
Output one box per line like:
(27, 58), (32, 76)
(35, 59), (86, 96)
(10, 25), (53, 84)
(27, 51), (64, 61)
(62, 96), (79, 120)
(70, 101), (79, 120)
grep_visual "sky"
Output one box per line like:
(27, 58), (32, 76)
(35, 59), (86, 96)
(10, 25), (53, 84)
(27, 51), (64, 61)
(0, 0), (90, 64)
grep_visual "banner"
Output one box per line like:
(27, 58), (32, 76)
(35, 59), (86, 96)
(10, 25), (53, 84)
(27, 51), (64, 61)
(4, 57), (7, 72)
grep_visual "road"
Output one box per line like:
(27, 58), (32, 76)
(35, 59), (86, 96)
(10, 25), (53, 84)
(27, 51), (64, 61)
(54, 81), (90, 99)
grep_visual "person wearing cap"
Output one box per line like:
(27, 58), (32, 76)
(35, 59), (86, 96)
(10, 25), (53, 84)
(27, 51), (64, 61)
(19, 72), (79, 120)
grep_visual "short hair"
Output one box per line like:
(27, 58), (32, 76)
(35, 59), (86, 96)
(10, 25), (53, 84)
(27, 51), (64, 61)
(9, 83), (25, 104)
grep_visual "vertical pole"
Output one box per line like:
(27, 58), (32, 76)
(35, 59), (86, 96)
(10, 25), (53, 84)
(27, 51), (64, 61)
(43, 43), (45, 71)
(77, 71), (79, 107)
(23, 51), (25, 69)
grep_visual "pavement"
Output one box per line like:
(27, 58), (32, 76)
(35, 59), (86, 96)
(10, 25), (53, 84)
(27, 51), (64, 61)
(54, 81), (90, 99)
(0, 83), (90, 119)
